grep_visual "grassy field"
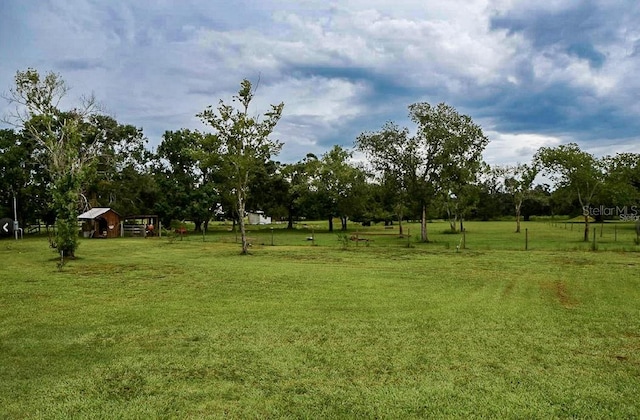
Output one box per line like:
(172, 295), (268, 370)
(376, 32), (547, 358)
(1, 221), (640, 418)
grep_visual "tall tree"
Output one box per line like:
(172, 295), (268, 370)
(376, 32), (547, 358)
(601, 153), (640, 216)
(279, 154), (327, 228)
(197, 79), (284, 254)
(84, 115), (152, 215)
(356, 122), (411, 235)
(154, 129), (215, 230)
(3, 69), (100, 258)
(496, 163), (538, 233)
(535, 143), (604, 241)
(408, 102), (489, 242)
(314, 145), (367, 231)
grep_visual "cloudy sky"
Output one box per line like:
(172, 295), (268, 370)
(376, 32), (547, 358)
(1, 0), (639, 165)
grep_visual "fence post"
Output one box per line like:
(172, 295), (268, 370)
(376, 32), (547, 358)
(462, 228), (466, 250)
(592, 227), (597, 251)
(600, 222), (603, 238)
(614, 224), (617, 242)
(525, 228), (529, 251)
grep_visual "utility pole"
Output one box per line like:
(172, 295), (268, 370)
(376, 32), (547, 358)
(13, 194), (18, 240)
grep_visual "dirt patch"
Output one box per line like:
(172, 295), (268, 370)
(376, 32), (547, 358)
(502, 280), (516, 298)
(541, 280), (579, 308)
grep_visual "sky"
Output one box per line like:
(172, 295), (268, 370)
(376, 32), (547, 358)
(1, 0), (639, 166)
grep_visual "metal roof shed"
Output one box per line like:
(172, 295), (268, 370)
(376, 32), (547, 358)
(78, 208), (121, 238)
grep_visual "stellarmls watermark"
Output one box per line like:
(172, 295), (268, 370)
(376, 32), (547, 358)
(583, 205), (640, 221)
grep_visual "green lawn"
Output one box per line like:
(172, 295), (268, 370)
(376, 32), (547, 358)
(1, 222), (639, 418)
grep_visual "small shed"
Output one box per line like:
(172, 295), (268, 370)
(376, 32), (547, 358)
(78, 208), (121, 238)
(248, 211), (271, 225)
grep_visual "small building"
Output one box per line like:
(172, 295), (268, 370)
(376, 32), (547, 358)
(78, 208), (121, 238)
(122, 215), (160, 237)
(248, 211), (271, 225)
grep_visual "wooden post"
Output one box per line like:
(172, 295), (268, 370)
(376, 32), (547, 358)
(614, 224), (617, 242)
(600, 222), (603, 238)
(525, 228), (528, 251)
(462, 228), (466, 250)
(592, 227), (597, 251)
(270, 227), (274, 246)
(159, 221), (162, 238)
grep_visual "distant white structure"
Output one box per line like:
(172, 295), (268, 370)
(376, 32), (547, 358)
(247, 211), (271, 225)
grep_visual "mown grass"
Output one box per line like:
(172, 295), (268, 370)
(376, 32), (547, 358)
(1, 222), (640, 418)
(201, 219), (640, 252)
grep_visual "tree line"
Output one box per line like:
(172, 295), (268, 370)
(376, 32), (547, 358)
(2, 69), (640, 256)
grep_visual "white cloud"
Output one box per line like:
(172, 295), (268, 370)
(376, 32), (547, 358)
(2, 0), (640, 165)
(483, 131), (563, 165)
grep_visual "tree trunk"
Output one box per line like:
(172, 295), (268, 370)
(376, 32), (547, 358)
(421, 204), (429, 242)
(237, 190), (249, 254)
(446, 204), (456, 232)
(194, 220), (202, 233)
(583, 214), (590, 242)
(395, 204), (404, 236)
(459, 217), (464, 233)
(341, 216), (347, 231)
(515, 202), (521, 233)
(287, 206), (294, 229)
(328, 216), (333, 232)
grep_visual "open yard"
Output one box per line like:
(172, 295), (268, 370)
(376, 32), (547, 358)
(1, 221), (639, 418)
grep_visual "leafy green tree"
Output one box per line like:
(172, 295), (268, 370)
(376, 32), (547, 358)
(197, 79), (284, 254)
(154, 129), (216, 231)
(535, 143), (604, 241)
(408, 102), (489, 242)
(280, 154), (321, 228)
(313, 145), (367, 232)
(356, 122), (411, 234)
(246, 160), (289, 223)
(0, 129), (32, 222)
(496, 163), (538, 232)
(600, 153), (640, 215)
(440, 183), (481, 232)
(3, 69), (101, 258)
(83, 115), (153, 215)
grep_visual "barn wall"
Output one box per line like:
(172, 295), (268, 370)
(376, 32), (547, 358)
(105, 211), (120, 238)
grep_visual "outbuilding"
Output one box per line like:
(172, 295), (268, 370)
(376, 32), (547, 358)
(248, 211), (271, 225)
(77, 208), (121, 238)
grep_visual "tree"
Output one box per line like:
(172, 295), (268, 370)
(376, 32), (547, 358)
(277, 154), (339, 228)
(496, 163), (538, 233)
(83, 115), (153, 216)
(3, 69), (100, 258)
(315, 145), (367, 231)
(154, 129), (216, 231)
(356, 122), (411, 235)
(197, 79), (284, 254)
(601, 153), (640, 215)
(0, 128), (55, 229)
(535, 143), (604, 241)
(408, 102), (489, 242)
